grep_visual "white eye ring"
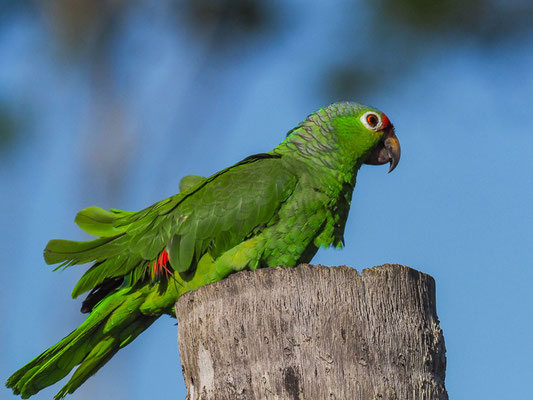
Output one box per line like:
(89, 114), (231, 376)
(360, 112), (383, 131)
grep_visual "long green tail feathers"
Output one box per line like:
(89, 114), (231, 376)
(6, 290), (157, 399)
(6, 204), (154, 399)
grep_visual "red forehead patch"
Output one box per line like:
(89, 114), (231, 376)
(381, 113), (390, 129)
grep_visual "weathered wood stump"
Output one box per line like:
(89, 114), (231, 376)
(175, 264), (447, 400)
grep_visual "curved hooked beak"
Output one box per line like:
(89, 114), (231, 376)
(364, 126), (401, 173)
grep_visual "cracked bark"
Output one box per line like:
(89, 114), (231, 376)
(175, 264), (448, 400)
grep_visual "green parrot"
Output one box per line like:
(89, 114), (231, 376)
(6, 101), (400, 399)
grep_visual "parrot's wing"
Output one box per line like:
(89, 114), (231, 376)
(44, 153), (298, 297)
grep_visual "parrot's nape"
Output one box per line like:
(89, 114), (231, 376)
(6, 102), (400, 399)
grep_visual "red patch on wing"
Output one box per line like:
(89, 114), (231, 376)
(381, 113), (390, 130)
(150, 249), (172, 280)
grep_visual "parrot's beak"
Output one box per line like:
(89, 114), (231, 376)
(364, 126), (401, 173)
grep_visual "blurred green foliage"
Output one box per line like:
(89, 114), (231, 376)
(379, 0), (533, 42)
(0, 100), (29, 154)
(0, 105), (17, 152)
(326, 0), (533, 97)
(1, 0), (532, 153)
(184, 0), (269, 33)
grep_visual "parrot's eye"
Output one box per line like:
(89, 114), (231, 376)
(360, 111), (383, 131)
(367, 114), (378, 127)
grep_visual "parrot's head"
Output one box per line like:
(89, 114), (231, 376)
(283, 102), (400, 173)
(354, 107), (401, 173)
(328, 104), (400, 173)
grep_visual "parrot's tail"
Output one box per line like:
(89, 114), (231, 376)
(6, 288), (158, 399)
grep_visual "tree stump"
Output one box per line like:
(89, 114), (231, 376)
(175, 264), (447, 400)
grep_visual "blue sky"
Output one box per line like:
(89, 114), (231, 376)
(2, 2), (533, 399)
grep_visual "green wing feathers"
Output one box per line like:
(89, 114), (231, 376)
(44, 154), (297, 300)
(44, 236), (122, 267)
(74, 206), (133, 237)
(165, 156), (297, 272)
(178, 174), (206, 192)
(43, 194), (181, 297)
